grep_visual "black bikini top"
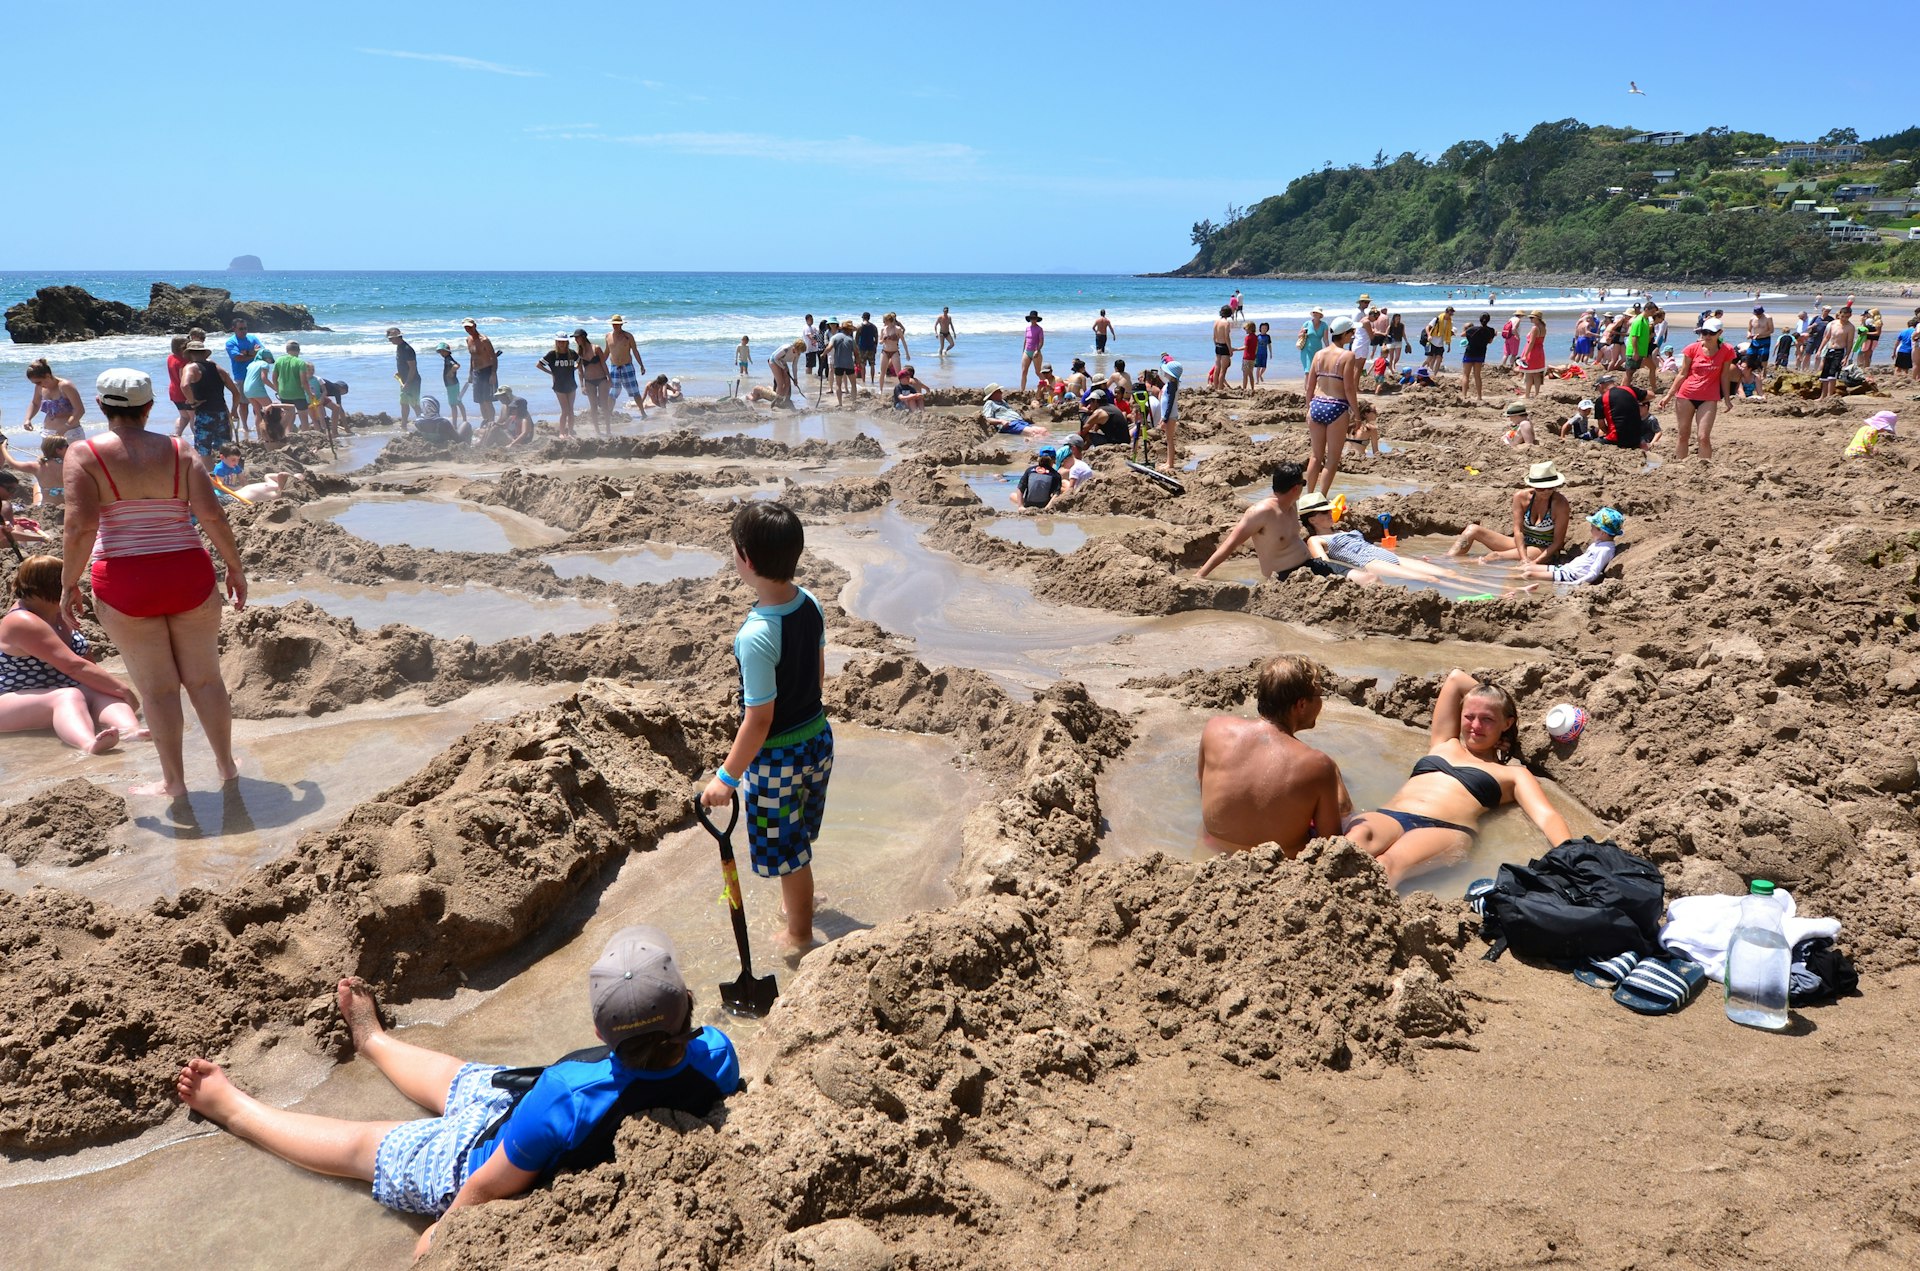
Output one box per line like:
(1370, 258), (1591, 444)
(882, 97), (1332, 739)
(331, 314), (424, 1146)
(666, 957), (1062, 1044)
(1409, 754), (1502, 809)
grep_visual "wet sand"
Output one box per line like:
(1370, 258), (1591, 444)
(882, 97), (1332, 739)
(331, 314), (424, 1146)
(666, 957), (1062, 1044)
(3, 356), (1918, 1269)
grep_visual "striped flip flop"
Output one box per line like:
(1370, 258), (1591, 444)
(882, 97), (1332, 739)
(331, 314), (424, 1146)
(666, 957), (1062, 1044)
(1573, 951), (1641, 988)
(1612, 957), (1706, 1015)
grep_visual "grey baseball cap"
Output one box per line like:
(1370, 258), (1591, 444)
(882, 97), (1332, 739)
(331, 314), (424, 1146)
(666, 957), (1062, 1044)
(589, 925), (691, 1043)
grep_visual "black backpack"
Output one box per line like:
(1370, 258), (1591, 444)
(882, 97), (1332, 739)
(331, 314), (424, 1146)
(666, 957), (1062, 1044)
(1479, 837), (1665, 962)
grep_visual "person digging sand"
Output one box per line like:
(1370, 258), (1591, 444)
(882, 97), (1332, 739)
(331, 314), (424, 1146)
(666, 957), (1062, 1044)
(175, 928), (740, 1262)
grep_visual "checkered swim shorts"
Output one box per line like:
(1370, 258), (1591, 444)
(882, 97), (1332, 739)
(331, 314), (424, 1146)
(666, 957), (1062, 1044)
(745, 716), (833, 878)
(609, 362), (641, 399)
(371, 1062), (513, 1215)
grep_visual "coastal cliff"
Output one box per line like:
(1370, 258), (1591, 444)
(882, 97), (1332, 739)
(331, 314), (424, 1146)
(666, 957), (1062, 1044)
(5, 281), (320, 344)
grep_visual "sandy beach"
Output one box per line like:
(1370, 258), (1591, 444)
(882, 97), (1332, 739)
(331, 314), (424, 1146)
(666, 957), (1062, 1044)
(2, 356), (1918, 1269)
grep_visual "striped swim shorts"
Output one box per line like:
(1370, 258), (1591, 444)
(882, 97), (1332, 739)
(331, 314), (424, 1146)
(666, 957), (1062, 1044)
(744, 715), (833, 878)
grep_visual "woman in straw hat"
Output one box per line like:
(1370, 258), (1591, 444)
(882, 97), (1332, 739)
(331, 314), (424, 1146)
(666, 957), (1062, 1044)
(1445, 460), (1570, 564)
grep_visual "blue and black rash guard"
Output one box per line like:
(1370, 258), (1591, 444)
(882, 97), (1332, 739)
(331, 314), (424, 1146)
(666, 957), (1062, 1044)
(470, 1026), (741, 1179)
(733, 586), (826, 739)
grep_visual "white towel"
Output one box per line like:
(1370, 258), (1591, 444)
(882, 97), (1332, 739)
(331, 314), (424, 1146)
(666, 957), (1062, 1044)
(1660, 890), (1841, 983)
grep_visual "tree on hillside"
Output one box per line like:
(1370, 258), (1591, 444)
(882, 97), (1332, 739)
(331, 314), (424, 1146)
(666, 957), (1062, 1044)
(1818, 127), (1860, 146)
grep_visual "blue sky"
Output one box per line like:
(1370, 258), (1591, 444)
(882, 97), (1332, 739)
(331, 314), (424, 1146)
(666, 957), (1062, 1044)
(10, 1), (1910, 273)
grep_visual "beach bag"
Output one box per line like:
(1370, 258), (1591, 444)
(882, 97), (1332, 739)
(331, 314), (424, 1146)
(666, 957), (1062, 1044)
(1479, 837), (1665, 962)
(1296, 328), (1309, 350)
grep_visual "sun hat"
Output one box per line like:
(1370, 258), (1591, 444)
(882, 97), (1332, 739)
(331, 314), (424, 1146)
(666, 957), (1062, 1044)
(184, 340), (208, 354)
(386, 326), (402, 337)
(1753, 305), (1765, 313)
(1296, 492), (1336, 516)
(984, 383), (1004, 398)
(1358, 293), (1371, 302)
(1025, 310), (1042, 322)
(589, 925), (691, 1043)
(96, 368), (154, 408)
(1530, 309), (1545, 319)
(494, 385), (514, 398)
(1578, 398), (1594, 410)
(1524, 460), (1566, 487)
(1503, 401), (1531, 417)
(1327, 317), (1355, 336)
(1702, 318), (1724, 334)
(461, 317), (477, 328)
(556, 331), (571, 341)
(1163, 361), (1183, 381)
(610, 314), (625, 325)
(1588, 507), (1625, 536)
(1867, 410), (1898, 435)
(434, 342), (450, 352)
(668, 377), (681, 390)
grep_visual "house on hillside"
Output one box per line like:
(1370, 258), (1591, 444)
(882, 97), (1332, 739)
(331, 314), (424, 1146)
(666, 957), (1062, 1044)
(1824, 221), (1879, 244)
(1732, 157), (1768, 169)
(1772, 180), (1820, 198)
(1865, 197), (1920, 215)
(1833, 184), (1879, 202)
(1770, 142), (1866, 163)
(1812, 206), (1842, 221)
(1625, 130), (1693, 146)
(1648, 195), (1688, 209)
(1790, 199), (1819, 214)
(1651, 170), (1678, 185)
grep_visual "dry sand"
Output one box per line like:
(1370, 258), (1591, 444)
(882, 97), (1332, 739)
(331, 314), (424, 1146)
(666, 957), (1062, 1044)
(2, 366), (1918, 1269)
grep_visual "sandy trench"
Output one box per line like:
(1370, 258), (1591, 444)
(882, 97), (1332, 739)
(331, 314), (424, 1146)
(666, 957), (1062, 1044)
(2, 374), (1918, 1269)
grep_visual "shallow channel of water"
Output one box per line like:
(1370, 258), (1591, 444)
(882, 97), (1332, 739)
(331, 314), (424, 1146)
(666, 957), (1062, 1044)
(810, 507), (1534, 695)
(302, 494), (567, 553)
(540, 545), (726, 587)
(251, 579), (618, 642)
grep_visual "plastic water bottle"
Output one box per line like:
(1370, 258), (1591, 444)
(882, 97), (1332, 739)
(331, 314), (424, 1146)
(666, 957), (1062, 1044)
(1724, 880), (1791, 1030)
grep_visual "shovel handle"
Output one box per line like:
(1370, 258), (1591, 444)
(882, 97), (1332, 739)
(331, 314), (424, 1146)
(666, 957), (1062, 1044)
(693, 791), (740, 841)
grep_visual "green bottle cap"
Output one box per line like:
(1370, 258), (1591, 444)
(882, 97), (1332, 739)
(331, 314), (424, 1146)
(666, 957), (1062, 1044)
(1749, 879), (1776, 895)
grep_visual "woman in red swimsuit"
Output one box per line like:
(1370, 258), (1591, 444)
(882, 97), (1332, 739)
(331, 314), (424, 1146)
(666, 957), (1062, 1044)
(59, 368), (248, 799)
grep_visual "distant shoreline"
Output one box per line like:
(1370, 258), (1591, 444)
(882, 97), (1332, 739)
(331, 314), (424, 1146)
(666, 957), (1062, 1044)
(1143, 268), (1920, 293)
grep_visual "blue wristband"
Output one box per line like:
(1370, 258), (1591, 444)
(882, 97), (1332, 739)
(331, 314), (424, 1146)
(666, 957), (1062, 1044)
(715, 767), (740, 789)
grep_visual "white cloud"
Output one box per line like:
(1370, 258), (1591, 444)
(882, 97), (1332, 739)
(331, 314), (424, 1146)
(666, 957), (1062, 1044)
(533, 128), (977, 175)
(359, 48), (543, 78)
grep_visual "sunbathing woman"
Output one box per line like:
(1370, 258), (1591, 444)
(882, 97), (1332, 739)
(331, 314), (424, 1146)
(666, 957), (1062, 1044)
(1343, 670), (1570, 886)
(0, 554), (146, 754)
(1446, 461), (1570, 564)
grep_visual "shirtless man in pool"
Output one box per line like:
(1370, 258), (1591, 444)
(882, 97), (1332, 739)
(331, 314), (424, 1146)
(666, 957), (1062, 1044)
(1195, 461), (1339, 581)
(1199, 655), (1350, 855)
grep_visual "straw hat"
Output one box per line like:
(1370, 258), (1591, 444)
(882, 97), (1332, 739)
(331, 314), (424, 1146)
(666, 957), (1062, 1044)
(984, 383), (1004, 398)
(1524, 460), (1566, 488)
(1296, 492), (1336, 516)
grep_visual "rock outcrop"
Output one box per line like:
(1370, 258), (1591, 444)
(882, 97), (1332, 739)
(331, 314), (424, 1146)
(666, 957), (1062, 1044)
(5, 281), (319, 344)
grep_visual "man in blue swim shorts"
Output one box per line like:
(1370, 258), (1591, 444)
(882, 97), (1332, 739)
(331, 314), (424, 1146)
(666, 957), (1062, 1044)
(174, 927), (740, 1260)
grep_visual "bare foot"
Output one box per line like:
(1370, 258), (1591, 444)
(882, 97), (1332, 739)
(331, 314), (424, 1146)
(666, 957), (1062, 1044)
(775, 930), (823, 959)
(216, 757), (241, 783)
(175, 1058), (245, 1125)
(124, 726), (152, 741)
(130, 779), (189, 798)
(337, 977), (386, 1053)
(85, 727), (121, 756)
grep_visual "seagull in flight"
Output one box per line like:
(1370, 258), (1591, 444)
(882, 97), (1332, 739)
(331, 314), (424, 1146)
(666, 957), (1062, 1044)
(1628, 81), (1646, 95)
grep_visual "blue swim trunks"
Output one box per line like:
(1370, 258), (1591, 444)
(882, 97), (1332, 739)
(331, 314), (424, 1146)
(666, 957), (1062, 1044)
(371, 1062), (514, 1215)
(609, 363), (640, 399)
(744, 715), (833, 878)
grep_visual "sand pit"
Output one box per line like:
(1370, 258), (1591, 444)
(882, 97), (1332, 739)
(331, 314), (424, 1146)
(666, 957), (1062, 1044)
(3, 375), (1918, 1269)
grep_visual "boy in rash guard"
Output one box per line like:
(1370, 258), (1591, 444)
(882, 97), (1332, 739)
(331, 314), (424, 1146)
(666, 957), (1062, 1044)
(1521, 507), (1622, 586)
(173, 927), (739, 1262)
(700, 502), (832, 955)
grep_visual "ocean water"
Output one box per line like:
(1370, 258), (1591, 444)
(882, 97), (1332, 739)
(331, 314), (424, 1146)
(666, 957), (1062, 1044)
(0, 271), (1754, 422)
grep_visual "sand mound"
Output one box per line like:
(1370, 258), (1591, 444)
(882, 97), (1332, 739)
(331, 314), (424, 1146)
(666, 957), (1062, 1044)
(0, 779), (128, 867)
(429, 843), (1466, 1269)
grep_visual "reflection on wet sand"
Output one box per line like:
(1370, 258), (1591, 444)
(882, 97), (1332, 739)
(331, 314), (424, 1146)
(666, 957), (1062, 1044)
(301, 494), (568, 553)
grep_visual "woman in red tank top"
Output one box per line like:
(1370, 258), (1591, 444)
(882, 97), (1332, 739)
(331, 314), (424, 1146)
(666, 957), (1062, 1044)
(59, 368), (248, 799)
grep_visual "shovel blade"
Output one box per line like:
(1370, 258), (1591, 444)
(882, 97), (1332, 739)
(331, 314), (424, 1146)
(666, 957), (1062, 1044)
(719, 972), (780, 1018)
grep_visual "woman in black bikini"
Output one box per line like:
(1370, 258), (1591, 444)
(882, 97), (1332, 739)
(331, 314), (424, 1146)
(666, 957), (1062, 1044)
(573, 328), (612, 437)
(1343, 670), (1570, 886)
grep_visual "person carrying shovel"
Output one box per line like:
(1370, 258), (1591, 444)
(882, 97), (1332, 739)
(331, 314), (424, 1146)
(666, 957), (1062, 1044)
(700, 501), (833, 958)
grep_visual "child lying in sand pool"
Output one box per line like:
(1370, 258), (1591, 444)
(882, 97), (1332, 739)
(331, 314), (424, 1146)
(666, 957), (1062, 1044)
(174, 927), (740, 1261)
(1297, 493), (1491, 591)
(1845, 410), (1897, 458)
(210, 445), (298, 504)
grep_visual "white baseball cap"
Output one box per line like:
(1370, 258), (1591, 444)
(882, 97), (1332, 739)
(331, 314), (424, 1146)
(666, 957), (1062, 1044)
(96, 368), (154, 408)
